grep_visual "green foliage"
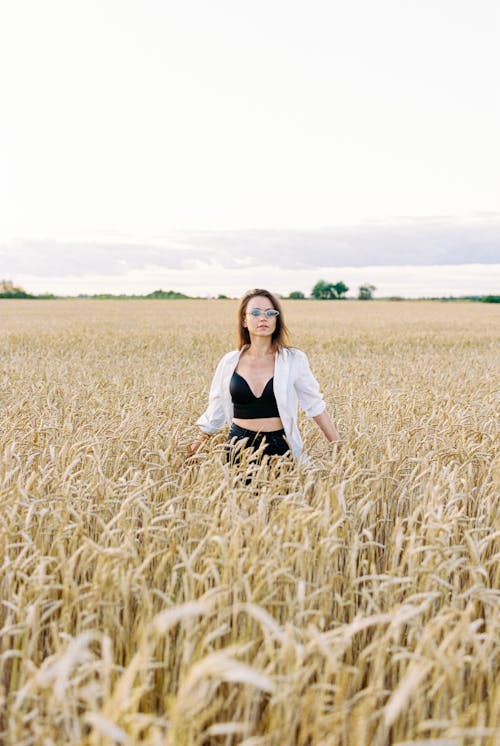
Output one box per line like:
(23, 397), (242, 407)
(311, 279), (349, 299)
(0, 290), (35, 299)
(420, 295), (499, 303)
(358, 283), (377, 300)
(332, 281), (349, 298)
(77, 289), (191, 300)
(311, 280), (333, 299)
(0, 279), (34, 298)
(145, 289), (189, 299)
(288, 291), (305, 299)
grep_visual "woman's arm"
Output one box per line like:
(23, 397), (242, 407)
(293, 350), (342, 448)
(189, 353), (231, 455)
(313, 410), (342, 446)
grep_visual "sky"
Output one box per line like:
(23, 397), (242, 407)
(1, 0), (499, 297)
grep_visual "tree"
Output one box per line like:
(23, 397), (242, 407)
(332, 281), (349, 299)
(311, 279), (349, 299)
(311, 280), (335, 299)
(358, 283), (377, 300)
(0, 279), (33, 298)
(288, 290), (305, 299)
(145, 289), (189, 299)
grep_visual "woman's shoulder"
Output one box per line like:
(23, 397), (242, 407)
(280, 346), (307, 360)
(218, 349), (241, 365)
(209, 350), (239, 377)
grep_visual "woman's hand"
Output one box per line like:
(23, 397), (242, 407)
(188, 430), (210, 457)
(328, 438), (343, 453)
(188, 439), (203, 455)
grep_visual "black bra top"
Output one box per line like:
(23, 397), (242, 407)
(230, 371), (280, 419)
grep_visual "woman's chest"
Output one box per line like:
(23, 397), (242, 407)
(235, 359), (275, 397)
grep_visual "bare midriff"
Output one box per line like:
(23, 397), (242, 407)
(232, 416), (284, 432)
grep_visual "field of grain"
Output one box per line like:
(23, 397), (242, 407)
(0, 299), (498, 746)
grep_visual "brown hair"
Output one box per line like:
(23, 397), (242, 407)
(237, 288), (290, 350)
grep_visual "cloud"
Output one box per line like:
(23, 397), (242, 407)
(2, 215), (499, 277)
(0, 240), (194, 276)
(188, 216), (500, 268)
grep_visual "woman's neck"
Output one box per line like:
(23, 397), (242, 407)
(247, 338), (275, 357)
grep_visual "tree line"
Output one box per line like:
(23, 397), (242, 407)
(289, 280), (377, 300)
(1, 278), (498, 302)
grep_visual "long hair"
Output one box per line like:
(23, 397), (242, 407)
(237, 288), (290, 350)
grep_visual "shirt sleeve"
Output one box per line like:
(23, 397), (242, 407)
(196, 355), (229, 434)
(294, 350), (326, 418)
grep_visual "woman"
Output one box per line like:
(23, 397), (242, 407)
(190, 288), (341, 463)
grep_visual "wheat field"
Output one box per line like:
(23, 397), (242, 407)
(0, 299), (498, 746)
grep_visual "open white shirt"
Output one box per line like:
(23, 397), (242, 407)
(196, 345), (326, 460)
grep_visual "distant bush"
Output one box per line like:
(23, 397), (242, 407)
(80, 290), (192, 300)
(0, 290), (34, 299)
(0, 279), (34, 298)
(482, 295), (500, 303)
(145, 289), (189, 299)
(288, 291), (306, 299)
(358, 283), (376, 300)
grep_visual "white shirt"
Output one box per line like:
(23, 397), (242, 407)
(196, 346), (326, 460)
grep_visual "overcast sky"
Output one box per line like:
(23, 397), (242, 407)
(1, 0), (499, 296)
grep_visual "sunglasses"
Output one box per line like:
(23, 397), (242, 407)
(247, 309), (280, 318)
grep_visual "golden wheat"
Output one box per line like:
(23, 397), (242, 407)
(0, 299), (498, 746)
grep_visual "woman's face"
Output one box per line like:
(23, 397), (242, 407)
(244, 295), (278, 339)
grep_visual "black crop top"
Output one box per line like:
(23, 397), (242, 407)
(230, 371), (280, 419)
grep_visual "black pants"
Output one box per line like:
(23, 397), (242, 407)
(225, 422), (290, 466)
